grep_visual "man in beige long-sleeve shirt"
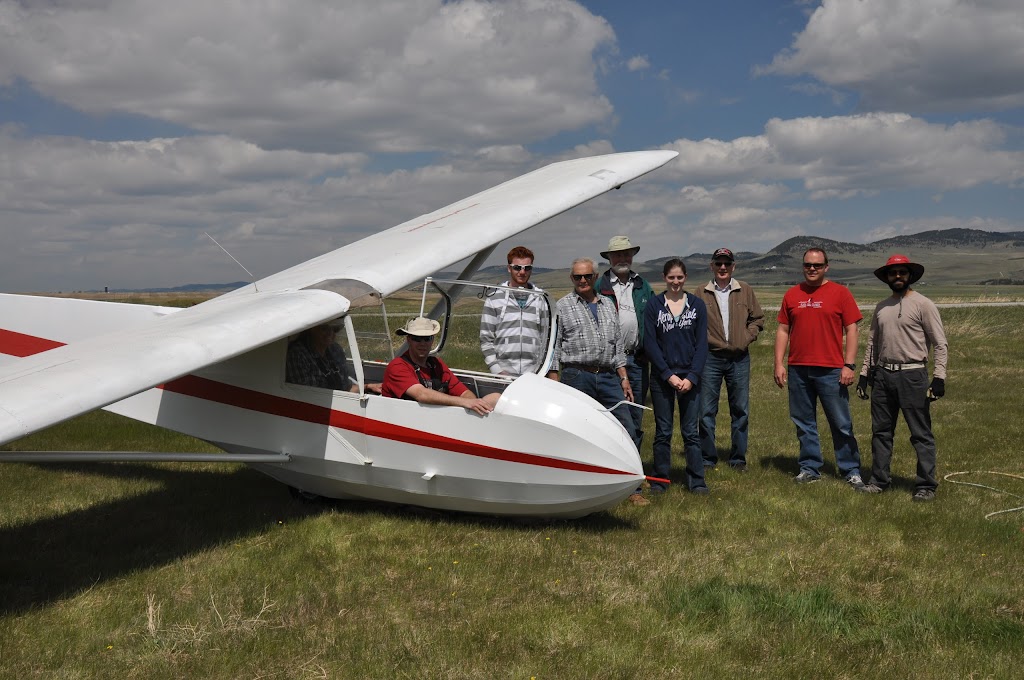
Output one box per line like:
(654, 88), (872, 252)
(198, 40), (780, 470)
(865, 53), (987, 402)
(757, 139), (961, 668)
(856, 254), (948, 502)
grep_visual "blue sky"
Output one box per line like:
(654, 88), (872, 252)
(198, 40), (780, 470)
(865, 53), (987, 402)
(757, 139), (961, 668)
(1, 0), (1022, 291)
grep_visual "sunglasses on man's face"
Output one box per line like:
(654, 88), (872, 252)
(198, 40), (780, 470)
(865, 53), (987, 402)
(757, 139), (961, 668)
(509, 264), (533, 272)
(803, 262), (826, 270)
(408, 335), (434, 343)
(713, 261), (733, 268)
(571, 273), (595, 282)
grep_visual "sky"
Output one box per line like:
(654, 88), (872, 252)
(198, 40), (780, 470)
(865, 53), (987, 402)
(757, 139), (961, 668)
(1, 0), (1022, 292)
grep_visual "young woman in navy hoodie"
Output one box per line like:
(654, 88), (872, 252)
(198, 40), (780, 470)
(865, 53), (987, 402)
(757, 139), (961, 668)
(643, 258), (709, 494)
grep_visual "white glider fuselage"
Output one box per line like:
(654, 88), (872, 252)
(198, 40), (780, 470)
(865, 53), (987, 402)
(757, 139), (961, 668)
(107, 348), (644, 518)
(0, 150), (678, 518)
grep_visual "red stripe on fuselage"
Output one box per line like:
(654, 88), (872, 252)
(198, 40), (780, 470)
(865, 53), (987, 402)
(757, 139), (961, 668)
(162, 375), (631, 476)
(0, 328), (633, 476)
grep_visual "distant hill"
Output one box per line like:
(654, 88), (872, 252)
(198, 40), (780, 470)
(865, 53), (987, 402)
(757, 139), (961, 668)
(105, 282), (249, 294)
(112, 228), (1024, 292)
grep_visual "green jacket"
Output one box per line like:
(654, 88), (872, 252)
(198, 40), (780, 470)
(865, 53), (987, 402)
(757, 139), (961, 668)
(596, 269), (654, 361)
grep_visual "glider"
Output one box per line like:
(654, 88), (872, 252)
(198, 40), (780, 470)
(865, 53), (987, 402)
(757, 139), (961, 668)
(0, 150), (677, 518)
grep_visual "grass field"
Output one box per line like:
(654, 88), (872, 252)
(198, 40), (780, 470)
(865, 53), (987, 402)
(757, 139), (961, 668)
(2, 303), (1023, 678)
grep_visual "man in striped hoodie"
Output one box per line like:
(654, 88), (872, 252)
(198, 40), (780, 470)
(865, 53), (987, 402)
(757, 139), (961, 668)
(479, 246), (550, 376)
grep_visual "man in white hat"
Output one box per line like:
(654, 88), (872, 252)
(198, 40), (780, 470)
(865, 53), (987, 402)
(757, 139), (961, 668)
(596, 235), (654, 451)
(382, 317), (500, 416)
(856, 254), (948, 502)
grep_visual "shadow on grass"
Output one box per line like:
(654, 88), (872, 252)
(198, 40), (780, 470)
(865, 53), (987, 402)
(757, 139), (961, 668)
(0, 463), (635, 615)
(760, 454), (837, 478)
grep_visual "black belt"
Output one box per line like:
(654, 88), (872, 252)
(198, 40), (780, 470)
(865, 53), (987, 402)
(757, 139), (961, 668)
(562, 362), (615, 374)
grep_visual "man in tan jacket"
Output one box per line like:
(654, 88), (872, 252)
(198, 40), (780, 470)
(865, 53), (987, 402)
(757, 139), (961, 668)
(697, 248), (764, 471)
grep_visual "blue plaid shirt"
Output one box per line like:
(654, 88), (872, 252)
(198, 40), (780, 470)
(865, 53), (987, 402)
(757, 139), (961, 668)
(551, 292), (625, 372)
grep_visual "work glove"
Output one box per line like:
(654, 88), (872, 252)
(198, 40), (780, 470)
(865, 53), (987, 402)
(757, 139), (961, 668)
(927, 377), (945, 401)
(856, 375), (869, 400)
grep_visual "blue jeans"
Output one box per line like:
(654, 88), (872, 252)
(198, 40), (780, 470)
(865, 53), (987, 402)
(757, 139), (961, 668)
(787, 366), (861, 478)
(699, 352), (751, 466)
(561, 367), (637, 443)
(649, 373), (705, 491)
(624, 354), (647, 450)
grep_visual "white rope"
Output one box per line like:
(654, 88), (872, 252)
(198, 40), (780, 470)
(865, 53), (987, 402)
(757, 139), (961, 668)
(943, 471), (1024, 520)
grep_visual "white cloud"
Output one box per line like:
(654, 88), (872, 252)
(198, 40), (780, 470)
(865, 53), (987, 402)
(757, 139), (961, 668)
(761, 0), (1024, 112)
(0, 0), (615, 153)
(626, 55), (650, 72)
(664, 113), (1024, 196)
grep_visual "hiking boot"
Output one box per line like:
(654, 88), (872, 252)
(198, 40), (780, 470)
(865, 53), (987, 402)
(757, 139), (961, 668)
(628, 493), (651, 506)
(845, 473), (866, 490)
(793, 471), (820, 484)
(912, 489), (936, 502)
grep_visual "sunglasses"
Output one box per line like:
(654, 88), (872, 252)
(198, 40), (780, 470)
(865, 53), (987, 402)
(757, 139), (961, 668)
(509, 264), (533, 272)
(571, 273), (595, 282)
(802, 262), (826, 270)
(713, 261), (733, 268)
(888, 268), (910, 276)
(407, 335), (434, 343)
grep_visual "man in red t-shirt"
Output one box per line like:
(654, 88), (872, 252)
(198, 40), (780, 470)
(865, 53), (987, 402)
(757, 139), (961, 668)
(773, 248), (864, 488)
(382, 317), (500, 416)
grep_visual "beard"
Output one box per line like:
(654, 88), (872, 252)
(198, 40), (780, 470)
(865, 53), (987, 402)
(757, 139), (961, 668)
(612, 262), (631, 276)
(888, 279), (907, 292)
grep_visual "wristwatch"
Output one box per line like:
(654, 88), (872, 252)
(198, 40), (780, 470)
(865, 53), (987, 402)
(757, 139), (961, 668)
(844, 363), (856, 370)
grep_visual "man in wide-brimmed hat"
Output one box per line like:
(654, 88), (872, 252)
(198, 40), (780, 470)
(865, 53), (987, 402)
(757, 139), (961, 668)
(382, 317), (500, 416)
(595, 236), (654, 453)
(856, 254), (948, 502)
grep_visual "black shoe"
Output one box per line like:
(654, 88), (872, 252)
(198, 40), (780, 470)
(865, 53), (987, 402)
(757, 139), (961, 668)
(690, 486), (710, 495)
(912, 489), (936, 502)
(703, 461), (718, 470)
(650, 483), (668, 495)
(729, 463), (747, 473)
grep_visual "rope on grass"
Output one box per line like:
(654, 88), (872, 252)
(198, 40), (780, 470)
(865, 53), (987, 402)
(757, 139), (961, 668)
(943, 471), (1024, 520)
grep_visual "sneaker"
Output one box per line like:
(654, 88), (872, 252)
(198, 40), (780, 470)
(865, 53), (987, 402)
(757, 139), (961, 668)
(729, 462), (748, 473)
(858, 483), (884, 494)
(845, 473), (866, 490)
(628, 493), (651, 506)
(690, 486), (710, 496)
(793, 471), (820, 484)
(912, 489), (936, 502)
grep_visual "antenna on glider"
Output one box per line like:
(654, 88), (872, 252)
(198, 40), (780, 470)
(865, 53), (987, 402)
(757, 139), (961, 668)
(204, 232), (259, 292)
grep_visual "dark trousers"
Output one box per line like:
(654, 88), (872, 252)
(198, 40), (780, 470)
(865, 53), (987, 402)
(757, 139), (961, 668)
(649, 374), (705, 491)
(869, 367), (937, 492)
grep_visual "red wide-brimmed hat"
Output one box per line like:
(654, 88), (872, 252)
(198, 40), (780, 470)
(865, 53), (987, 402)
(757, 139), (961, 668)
(874, 254), (924, 284)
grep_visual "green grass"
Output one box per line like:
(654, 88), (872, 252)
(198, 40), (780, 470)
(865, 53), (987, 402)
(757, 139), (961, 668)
(2, 306), (1023, 678)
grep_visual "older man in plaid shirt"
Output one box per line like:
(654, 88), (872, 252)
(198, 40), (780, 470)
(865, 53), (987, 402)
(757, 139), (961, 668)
(547, 257), (647, 505)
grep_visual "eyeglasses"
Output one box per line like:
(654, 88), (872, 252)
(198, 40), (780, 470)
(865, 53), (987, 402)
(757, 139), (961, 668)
(571, 273), (595, 282)
(713, 261), (733, 268)
(802, 262), (826, 270)
(407, 335), (434, 343)
(510, 264), (533, 272)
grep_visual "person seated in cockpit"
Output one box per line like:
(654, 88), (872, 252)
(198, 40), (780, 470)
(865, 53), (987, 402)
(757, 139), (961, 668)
(286, 321), (381, 394)
(382, 317), (500, 416)
(286, 323), (356, 391)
